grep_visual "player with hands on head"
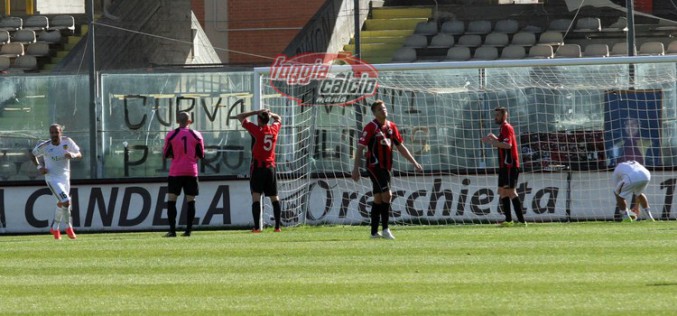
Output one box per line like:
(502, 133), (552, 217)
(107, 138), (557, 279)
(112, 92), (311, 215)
(236, 107), (283, 233)
(30, 123), (82, 240)
(352, 100), (423, 240)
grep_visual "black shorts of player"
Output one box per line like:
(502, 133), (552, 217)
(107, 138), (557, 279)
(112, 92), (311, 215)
(498, 167), (520, 188)
(367, 167), (392, 194)
(168, 176), (199, 196)
(250, 166), (278, 196)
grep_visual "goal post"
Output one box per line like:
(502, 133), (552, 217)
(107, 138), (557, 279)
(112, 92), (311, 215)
(254, 56), (677, 227)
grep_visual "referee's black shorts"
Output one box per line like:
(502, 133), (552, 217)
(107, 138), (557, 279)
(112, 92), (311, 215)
(168, 176), (200, 196)
(367, 167), (392, 194)
(250, 166), (278, 196)
(498, 167), (520, 189)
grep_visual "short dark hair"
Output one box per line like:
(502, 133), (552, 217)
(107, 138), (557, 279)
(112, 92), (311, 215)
(258, 111), (270, 124)
(494, 107), (507, 115)
(371, 100), (385, 112)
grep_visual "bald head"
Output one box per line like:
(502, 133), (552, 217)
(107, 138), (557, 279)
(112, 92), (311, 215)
(177, 112), (192, 127)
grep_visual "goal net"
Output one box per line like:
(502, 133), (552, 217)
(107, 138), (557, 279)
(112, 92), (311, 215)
(258, 58), (677, 226)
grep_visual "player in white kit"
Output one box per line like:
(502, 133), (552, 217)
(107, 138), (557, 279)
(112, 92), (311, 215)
(30, 124), (82, 239)
(612, 160), (655, 222)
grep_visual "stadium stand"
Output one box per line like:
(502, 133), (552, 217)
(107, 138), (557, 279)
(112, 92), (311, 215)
(602, 17), (627, 32)
(554, 44), (582, 58)
(11, 55), (37, 71)
(37, 30), (62, 44)
(26, 42), (50, 57)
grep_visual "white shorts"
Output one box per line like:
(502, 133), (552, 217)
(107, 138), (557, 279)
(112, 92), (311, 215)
(617, 178), (649, 203)
(45, 177), (71, 204)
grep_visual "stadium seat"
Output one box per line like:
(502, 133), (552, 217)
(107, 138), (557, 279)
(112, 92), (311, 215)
(0, 56), (10, 71)
(610, 42), (631, 56)
(639, 41), (665, 55)
(499, 45), (526, 59)
(654, 19), (677, 31)
(465, 20), (492, 35)
(574, 17), (601, 32)
(440, 20), (464, 35)
(0, 16), (22, 32)
(0, 31), (9, 45)
(554, 44), (581, 58)
(472, 46), (498, 60)
(12, 30), (36, 44)
(391, 47), (417, 63)
(11, 55), (37, 71)
(528, 44), (554, 59)
(511, 32), (536, 46)
(538, 31), (564, 46)
(548, 19), (573, 32)
(602, 17), (627, 32)
(403, 34), (428, 48)
(429, 33), (454, 48)
(483, 32), (509, 47)
(22, 16), (49, 31)
(495, 19), (519, 34)
(414, 21), (438, 35)
(48, 15), (75, 34)
(666, 41), (677, 54)
(0, 43), (24, 58)
(37, 30), (62, 44)
(521, 25), (543, 33)
(445, 46), (471, 61)
(26, 42), (50, 57)
(457, 34), (482, 47)
(583, 44), (609, 57)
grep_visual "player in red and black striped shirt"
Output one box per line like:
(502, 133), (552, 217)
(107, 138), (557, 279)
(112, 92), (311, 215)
(352, 100), (423, 239)
(481, 107), (525, 226)
(236, 108), (283, 233)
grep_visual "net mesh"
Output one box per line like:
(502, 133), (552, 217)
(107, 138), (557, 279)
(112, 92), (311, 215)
(260, 60), (677, 226)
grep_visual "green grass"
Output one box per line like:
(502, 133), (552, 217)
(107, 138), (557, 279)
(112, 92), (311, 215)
(1, 222), (676, 315)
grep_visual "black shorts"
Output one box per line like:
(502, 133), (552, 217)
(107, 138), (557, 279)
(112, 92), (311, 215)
(168, 176), (199, 196)
(498, 167), (520, 189)
(367, 168), (392, 194)
(250, 166), (278, 196)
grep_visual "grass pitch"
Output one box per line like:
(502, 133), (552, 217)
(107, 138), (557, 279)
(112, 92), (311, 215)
(1, 222), (676, 315)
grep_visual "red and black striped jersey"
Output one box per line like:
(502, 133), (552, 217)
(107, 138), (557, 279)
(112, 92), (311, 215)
(497, 122), (520, 169)
(358, 119), (403, 171)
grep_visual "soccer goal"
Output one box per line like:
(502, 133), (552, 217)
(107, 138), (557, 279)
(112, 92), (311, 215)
(255, 56), (677, 226)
